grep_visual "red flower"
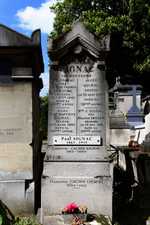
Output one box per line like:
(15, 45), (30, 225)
(63, 202), (78, 213)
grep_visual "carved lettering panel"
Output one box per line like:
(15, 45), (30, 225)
(48, 60), (107, 160)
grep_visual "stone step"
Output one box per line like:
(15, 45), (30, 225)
(43, 215), (102, 225)
(44, 215), (65, 225)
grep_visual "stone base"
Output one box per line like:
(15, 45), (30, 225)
(42, 162), (112, 217)
(42, 214), (112, 225)
(0, 180), (34, 215)
(43, 214), (87, 225)
(62, 214), (87, 224)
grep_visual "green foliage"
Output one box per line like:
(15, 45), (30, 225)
(82, 12), (129, 36)
(50, 0), (150, 87)
(40, 95), (48, 140)
(13, 217), (39, 225)
(0, 216), (3, 225)
(50, 0), (130, 38)
(0, 200), (14, 225)
(124, 0), (150, 73)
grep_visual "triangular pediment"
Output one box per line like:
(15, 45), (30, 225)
(0, 24), (41, 47)
(48, 21), (110, 60)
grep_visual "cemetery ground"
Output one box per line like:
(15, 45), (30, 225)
(1, 200), (150, 225)
(0, 198), (112, 225)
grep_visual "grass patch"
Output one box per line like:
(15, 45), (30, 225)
(13, 217), (40, 225)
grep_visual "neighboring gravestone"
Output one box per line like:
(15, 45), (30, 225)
(42, 22), (112, 217)
(110, 80), (144, 146)
(0, 24), (44, 214)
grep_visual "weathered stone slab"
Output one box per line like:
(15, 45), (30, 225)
(45, 145), (108, 161)
(0, 83), (32, 143)
(42, 162), (112, 216)
(0, 180), (34, 215)
(48, 62), (107, 144)
(42, 176), (112, 215)
(0, 117), (31, 143)
(43, 162), (111, 177)
(47, 61), (109, 161)
(0, 144), (32, 180)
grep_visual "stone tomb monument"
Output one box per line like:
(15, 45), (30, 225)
(0, 24), (44, 214)
(42, 22), (112, 217)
